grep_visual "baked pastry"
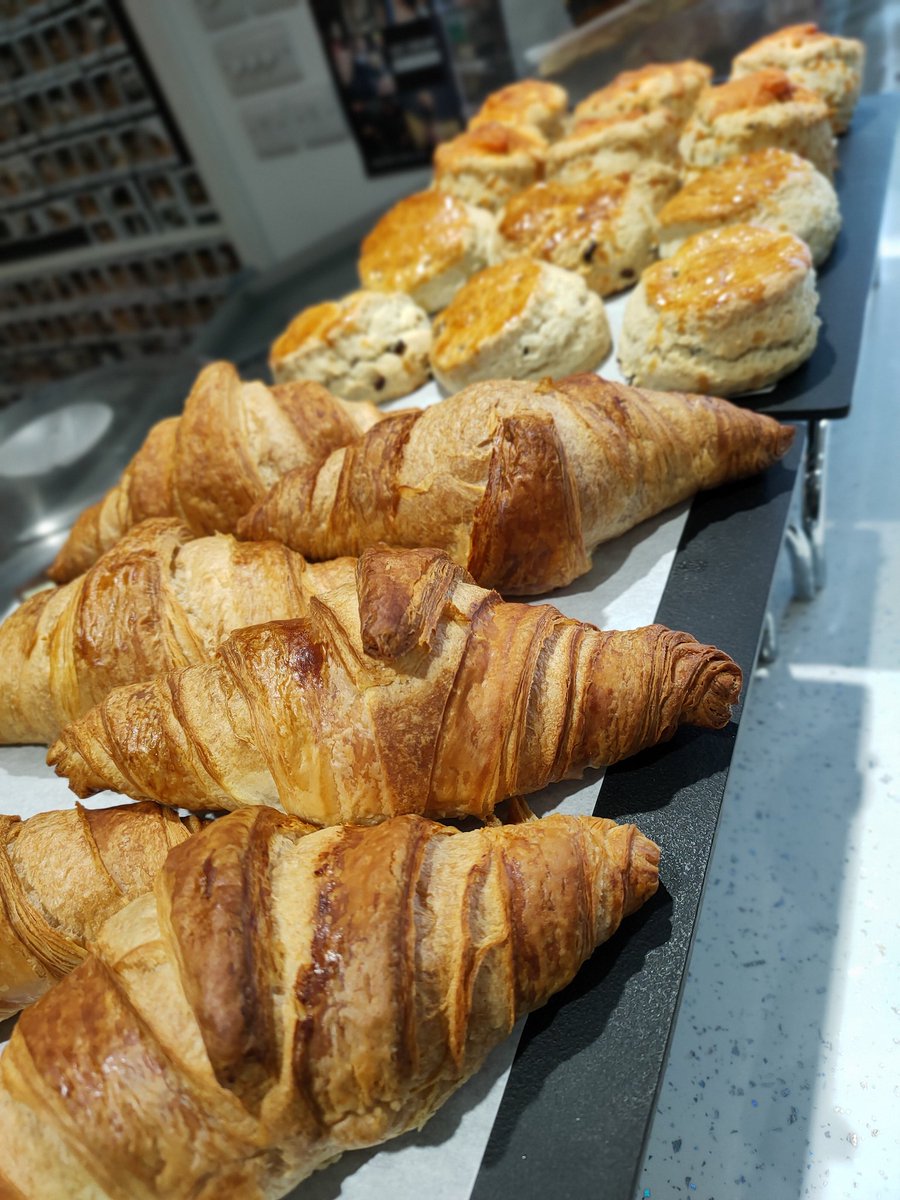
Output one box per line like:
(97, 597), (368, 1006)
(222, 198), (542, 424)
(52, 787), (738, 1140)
(433, 121), (547, 211)
(679, 68), (835, 179)
(732, 23), (865, 134)
(359, 188), (495, 313)
(0, 518), (355, 745)
(546, 107), (682, 183)
(0, 802), (208, 1019)
(237, 374), (795, 594)
(49, 545), (743, 817)
(493, 170), (679, 297)
(619, 224), (820, 395)
(573, 59), (713, 126)
(48, 360), (381, 584)
(269, 290), (431, 404)
(0, 807), (659, 1198)
(469, 78), (569, 139)
(430, 258), (611, 391)
(657, 148), (840, 265)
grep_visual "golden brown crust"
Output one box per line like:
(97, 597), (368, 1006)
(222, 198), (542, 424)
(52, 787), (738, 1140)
(0, 518), (356, 744)
(573, 59), (712, 121)
(358, 190), (474, 294)
(48, 362), (380, 584)
(434, 121), (547, 170)
(431, 258), (544, 371)
(498, 176), (630, 250)
(658, 147), (801, 225)
(0, 802), (204, 1019)
(237, 374), (795, 594)
(270, 299), (344, 359)
(738, 22), (851, 55)
(642, 224), (813, 318)
(0, 810), (658, 1197)
(469, 79), (569, 136)
(702, 67), (821, 119)
(48, 545), (742, 819)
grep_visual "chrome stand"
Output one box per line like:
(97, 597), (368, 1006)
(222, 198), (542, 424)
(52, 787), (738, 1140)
(786, 419), (829, 601)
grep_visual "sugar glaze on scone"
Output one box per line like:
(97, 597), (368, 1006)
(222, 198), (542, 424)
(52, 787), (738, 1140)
(658, 148), (840, 265)
(469, 79), (569, 139)
(573, 60), (712, 127)
(269, 291), (432, 404)
(493, 167), (679, 297)
(679, 68), (835, 180)
(433, 122), (547, 212)
(619, 224), (820, 396)
(547, 107), (682, 184)
(359, 190), (495, 313)
(732, 23), (865, 134)
(430, 258), (611, 391)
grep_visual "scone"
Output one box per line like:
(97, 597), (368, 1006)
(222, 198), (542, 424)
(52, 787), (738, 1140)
(493, 169), (679, 297)
(618, 224), (819, 396)
(573, 60), (712, 127)
(679, 68), (835, 180)
(269, 291), (432, 404)
(469, 79), (569, 139)
(359, 190), (495, 313)
(546, 107), (681, 183)
(430, 258), (611, 392)
(433, 122), (547, 211)
(732, 23), (865, 134)
(657, 148), (840, 265)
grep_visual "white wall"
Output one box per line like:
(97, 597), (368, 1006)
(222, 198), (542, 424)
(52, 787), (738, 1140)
(125, 0), (430, 270)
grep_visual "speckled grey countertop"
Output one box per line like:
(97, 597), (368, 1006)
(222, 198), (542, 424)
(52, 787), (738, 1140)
(638, 121), (900, 1200)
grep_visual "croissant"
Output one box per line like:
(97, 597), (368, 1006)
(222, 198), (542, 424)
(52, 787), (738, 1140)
(0, 518), (355, 745)
(49, 545), (742, 820)
(0, 801), (207, 1020)
(236, 372), (795, 594)
(0, 807), (659, 1198)
(47, 360), (383, 584)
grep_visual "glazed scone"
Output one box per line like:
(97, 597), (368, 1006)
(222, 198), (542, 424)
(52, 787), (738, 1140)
(433, 122), (547, 212)
(493, 169), (679, 297)
(469, 79), (569, 139)
(618, 224), (819, 396)
(359, 190), (495, 313)
(547, 107), (681, 183)
(573, 60), (713, 127)
(732, 23), (865, 134)
(657, 148), (840, 265)
(679, 68), (835, 180)
(269, 291), (432, 404)
(430, 258), (611, 391)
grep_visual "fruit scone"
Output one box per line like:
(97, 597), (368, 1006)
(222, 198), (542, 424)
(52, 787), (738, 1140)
(619, 223), (820, 396)
(679, 68), (835, 180)
(731, 22), (865, 134)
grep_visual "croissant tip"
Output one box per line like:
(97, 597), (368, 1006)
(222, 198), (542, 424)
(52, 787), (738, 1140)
(776, 422), (796, 456)
(629, 830), (661, 905)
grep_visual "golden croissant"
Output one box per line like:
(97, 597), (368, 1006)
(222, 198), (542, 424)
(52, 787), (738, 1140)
(47, 360), (382, 584)
(0, 801), (206, 1019)
(0, 807), (659, 1198)
(0, 518), (355, 745)
(237, 372), (795, 594)
(49, 545), (742, 821)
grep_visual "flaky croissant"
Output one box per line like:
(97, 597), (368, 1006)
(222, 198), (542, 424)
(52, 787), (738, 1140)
(50, 545), (742, 820)
(47, 360), (383, 584)
(0, 802), (206, 1019)
(0, 518), (355, 745)
(237, 372), (795, 594)
(0, 807), (659, 1198)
